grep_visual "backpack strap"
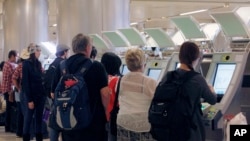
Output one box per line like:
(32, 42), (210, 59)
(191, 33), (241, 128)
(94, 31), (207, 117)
(113, 76), (122, 111)
(59, 60), (66, 75)
(78, 59), (93, 76)
(60, 59), (93, 75)
(49, 64), (56, 70)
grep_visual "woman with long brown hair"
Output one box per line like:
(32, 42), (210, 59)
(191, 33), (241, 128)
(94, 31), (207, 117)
(21, 44), (46, 141)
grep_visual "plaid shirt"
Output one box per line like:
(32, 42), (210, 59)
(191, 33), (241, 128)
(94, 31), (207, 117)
(2, 61), (16, 93)
(0, 72), (2, 94)
(12, 63), (23, 90)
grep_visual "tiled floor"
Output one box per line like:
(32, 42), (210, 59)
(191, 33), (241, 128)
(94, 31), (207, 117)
(0, 126), (50, 141)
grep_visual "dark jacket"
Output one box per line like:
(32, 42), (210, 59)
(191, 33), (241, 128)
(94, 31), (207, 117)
(175, 69), (217, 141)
(50, 57), (65, 93)
(22, 59), (45, 102)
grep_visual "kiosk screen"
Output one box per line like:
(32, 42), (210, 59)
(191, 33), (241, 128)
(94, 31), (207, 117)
(213, 63), (236, 101)
(122, 65), (130, 75)
(147, 68), (162, 81)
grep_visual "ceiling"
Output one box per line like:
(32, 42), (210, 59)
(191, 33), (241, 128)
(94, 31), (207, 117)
(1, 0), (250, 40)
(130, 0), (250, 30)
(45, 0), (250, 40)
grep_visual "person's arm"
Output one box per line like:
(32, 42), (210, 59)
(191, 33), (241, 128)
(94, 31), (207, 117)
(51, 62), (62, 99)
(199, 76), (217, 105)
(95, 61), (110, 109)
(12, 78), (20, 92)
(100, 86), (111, 109)
(12, 65), (21, 92)
(2, 62), (10, 93)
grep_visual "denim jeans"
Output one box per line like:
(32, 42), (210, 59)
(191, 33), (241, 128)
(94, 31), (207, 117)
(21, 92), (46, 135)
(49, 127), (62, 141)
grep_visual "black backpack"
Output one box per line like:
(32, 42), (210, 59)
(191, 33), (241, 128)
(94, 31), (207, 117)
(49, 59), (93, 130)
(148, 70), (199, 141)
(43, 64), (56, 98)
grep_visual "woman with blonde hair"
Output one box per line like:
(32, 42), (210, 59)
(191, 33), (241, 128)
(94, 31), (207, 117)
(117, 48), (157, 141)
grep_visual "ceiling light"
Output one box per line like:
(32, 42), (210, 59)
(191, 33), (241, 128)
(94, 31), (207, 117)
(52, 24), (57, 27)
(180, 9), (208, 16)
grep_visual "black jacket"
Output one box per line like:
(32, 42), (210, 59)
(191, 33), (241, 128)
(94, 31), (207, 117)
(22, 59), (45, 102)
(175, 69), (217, 141)
(50, 57), (65, 93)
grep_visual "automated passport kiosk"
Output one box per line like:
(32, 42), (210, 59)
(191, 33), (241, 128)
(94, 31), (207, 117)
(203, 52), (249, 140)
(144, 57), (171, 82)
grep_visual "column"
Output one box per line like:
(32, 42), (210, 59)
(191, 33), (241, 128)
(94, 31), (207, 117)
(0, 2), (3, 61)
(57, 0), (130, 47)
(102, 0), (130, 31)
(3, 0), (48, 59)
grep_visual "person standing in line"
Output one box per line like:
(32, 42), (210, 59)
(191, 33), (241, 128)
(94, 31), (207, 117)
(101, 52), (122, 141)
(21, 44), (46, 141)
(117, 48), (157, 141)
(61, 33), (110, 141)
(48, 44), (69, 141)
(1, 50), (18, 133)
(173, 41), (216, 141)
(12, 47), (30, 137)
(90, 46), (98, 60)
(0, 61), (6, 116)
(49, 44), (70, 100)
(0, 61), (5, 95)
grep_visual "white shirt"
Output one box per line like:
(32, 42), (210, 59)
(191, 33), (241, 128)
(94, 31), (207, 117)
(117, 72), (157, 132)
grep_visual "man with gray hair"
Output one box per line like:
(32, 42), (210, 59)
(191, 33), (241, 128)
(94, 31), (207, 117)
(59, 33), (110, 141)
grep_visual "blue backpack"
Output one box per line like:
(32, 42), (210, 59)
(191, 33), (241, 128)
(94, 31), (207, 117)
(49, 59), (92, 130)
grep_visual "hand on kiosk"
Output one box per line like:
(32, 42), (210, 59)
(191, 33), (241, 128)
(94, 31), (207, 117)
(208, 84), (216, 94)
